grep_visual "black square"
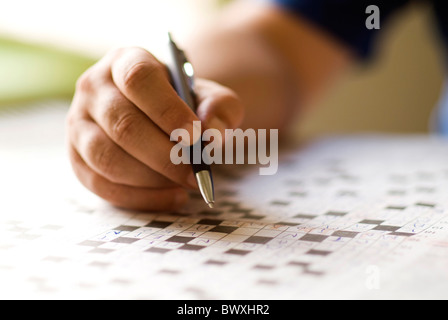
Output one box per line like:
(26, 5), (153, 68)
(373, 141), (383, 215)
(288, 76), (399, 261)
(388, 232), (414, 237)
(204, 260), (226, 266)
(166, 236), (195, 243)
(209, 226), (238, 233)
(288, 261), (309, 268)
(225, 249), (250, 256)
(146, 247), (170, 254)
(145, 221), (172, 228)
(332, 230), (358, 238)
(415, 202), (435, 208)
(111, 237), (139, 244)
(372, 225), (400, 232)
(244, 236), (271, 244)
(242, 214), (264, 220)
(289, 191), (307, 197)
(277, 222), (300, 227)
(114, 225), (139, 232)
(307, 249), (331, 256)
(179, 244), (204, 251)
(270, 200), (290, 206)
(386, 205), (406, 210)
(293, 214), (316, 219)
(359, 219), (384, 225)
(325, 211), (347, 217)
(253, 264), (274, 270)
(299, 234), (328, 242)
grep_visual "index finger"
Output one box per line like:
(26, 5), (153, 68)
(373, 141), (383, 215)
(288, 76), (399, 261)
(111, 47), (200, 142)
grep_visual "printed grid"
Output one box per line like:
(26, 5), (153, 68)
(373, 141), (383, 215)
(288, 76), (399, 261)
(1, 136), (448, 299)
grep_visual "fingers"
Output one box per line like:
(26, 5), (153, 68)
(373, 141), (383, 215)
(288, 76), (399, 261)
(68, 46), (246, 212)
(67, 115), (176, 188)
(108, 48), (244, 141)
(84, 83), (194, 188)
(110, 47), (200, 143)
(68, 145), (189, 211)
(194, 79), (245, 144)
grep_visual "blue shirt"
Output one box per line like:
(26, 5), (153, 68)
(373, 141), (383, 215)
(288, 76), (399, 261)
(273, 0), (448, 135)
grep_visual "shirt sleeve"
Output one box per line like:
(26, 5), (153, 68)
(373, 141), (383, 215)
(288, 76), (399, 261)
(271, 0), (410, 59)
(432, 0), (448, 62)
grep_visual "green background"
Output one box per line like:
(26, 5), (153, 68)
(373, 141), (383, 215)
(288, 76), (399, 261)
(0, 37), (96, 108)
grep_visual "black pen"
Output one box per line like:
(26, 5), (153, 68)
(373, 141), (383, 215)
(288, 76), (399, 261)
(165, 32), (215, 208)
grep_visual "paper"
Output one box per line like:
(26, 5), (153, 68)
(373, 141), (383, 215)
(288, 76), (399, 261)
(1, 104), (448, 299)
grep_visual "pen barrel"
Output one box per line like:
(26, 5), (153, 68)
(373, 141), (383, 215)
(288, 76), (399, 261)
(166, 33), (214, 205)
(166, 36), (196, 112)
(189, 140), (212, 174)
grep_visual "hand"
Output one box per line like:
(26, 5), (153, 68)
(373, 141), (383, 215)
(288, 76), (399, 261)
(66, 47), (244, 211)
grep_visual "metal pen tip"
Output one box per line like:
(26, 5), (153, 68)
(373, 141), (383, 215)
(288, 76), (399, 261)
(195, 170), (215, 209)
(208, 202), (215, 209)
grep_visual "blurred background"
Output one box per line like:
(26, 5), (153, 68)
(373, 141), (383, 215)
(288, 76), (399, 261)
(0, 0), (445, 138)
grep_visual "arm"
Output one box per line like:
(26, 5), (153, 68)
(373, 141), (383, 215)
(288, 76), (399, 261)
(186, 0), (354, 133)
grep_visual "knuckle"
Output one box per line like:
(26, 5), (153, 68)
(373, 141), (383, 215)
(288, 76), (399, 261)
(111, 111), (140, 145)
(75, 70), (94, 93)
(94, 144), (118, 181)
(122, 59), (164, 92)
(103, 89), (129, 115)
(83, 133), (117, 180)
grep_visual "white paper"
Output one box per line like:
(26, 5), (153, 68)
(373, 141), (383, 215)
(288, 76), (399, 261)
(1, 103), (448, 299)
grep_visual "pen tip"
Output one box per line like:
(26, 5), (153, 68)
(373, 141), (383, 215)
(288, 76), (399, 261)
(208, 202), (215, 209)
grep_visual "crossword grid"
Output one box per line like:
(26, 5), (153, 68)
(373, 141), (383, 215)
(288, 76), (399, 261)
(1, 136), (448, 299)
(77, 210), (418, 264)
(70, 173), (446, 293)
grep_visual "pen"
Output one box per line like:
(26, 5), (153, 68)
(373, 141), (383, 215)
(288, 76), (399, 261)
(165, 32), (215, 208)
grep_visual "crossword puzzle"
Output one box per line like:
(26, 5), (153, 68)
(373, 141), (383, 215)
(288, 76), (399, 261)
(1, 135), (448, 299)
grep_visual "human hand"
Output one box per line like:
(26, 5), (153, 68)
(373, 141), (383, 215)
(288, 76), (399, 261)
(66, 47), (243, 211)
